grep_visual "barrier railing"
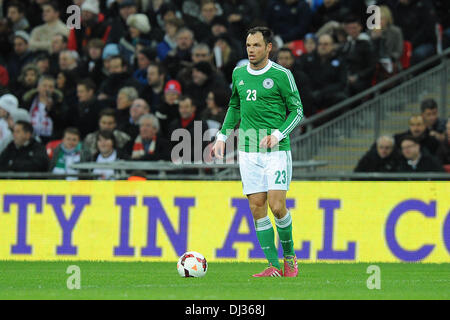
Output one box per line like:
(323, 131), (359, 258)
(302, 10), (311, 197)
(290, 48), (450, 172)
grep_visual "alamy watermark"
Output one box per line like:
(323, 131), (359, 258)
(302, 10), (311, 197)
(66, 265), (81, 290)
(366, 5), (381, 30)
(366, 265), (381, 290)
(66, 5), (81, 30)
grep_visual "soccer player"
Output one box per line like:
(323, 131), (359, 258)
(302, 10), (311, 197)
(212, 27), (303, 277)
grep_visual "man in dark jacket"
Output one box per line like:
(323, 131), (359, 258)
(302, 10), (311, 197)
(168, 95), (209, 164)
(299, 34), (347, 111)
(182, 61), (229, 113)
(340, 15), (376, 96)
(354, 135), (400, 172)
(70, 79), (102, 139)
(265, 0), (312, 43)
(394, 115), (440, 156)
(397, 135), (444, 172)
(106, 0), (138, 44)
(97, 55), (142, 106)
(7, 31), (35, 79)
(0, 121), (48, 172)
(391, 0), (437, 65)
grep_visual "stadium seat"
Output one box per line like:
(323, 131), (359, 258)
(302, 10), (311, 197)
(401, 41), (413, 70)
(288, 40), (306, 57)
(46, 140), (62, 160)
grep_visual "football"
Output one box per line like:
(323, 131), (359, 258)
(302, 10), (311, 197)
(177, 251), (208, 278)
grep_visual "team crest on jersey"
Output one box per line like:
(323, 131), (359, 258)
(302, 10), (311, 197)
(263, 78), (274, 89)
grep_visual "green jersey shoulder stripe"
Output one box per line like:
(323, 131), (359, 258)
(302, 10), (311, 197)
(271, 63), (298, 92)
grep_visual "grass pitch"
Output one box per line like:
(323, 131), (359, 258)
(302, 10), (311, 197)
(0, 261), (448, 300)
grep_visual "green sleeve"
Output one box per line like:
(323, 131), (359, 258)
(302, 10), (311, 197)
(274, 70), (304, 140)
(218, 70), (241, 139)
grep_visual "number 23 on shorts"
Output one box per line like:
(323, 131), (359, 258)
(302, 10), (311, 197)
(275, 170), (287, 184)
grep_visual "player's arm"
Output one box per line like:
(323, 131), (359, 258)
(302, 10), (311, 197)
(271, 70), (304, 143)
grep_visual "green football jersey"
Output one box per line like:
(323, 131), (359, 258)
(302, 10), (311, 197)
(218, 60), (303, 152)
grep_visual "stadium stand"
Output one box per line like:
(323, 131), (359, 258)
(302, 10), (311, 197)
(0, 0), (448, 180)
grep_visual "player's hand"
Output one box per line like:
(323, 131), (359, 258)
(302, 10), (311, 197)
(260, 135), (279, 149)
(211, 140), (225, 159)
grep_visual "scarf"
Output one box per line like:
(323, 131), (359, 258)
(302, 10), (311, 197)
(30, 96), (53, 138)
(52, 143), (82, 176)
(181, 112), (196, 128)
(132, 135), (156, 159)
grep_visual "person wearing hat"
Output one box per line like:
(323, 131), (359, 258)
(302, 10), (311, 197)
(7, 31), (35, 79)
(67, 0), (112, 53)
(0, 107), (31, 154)
(118, 13), (154, 66)
(29, 1), (69, 53)
(0, 94), (19, 153)
(106, 0), (138, 44)
(156, 79), (182, 139)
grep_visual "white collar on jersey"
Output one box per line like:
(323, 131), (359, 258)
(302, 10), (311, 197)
(247, 59), (273, 76)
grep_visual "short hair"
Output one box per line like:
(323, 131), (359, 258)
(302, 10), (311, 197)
(87, 38), (104, 50)
(7, 1), (25, 13)
(118, 86), (139, 102)
(139, 113), (160, 132)
(401, 135), (419, 146)
(99, 108), (117, 120)
(247, 26), (274, 46)
(15, 120), (33, 134)
(38, 74), (55, 86)
(176, 27), (194, 39)
(420, 98), (438, 112)
(147, 61), (166, 76)
(178, 95), (194, 105)
(376, 135), (395, 147)
(192, 43), (211, 54)
(64, 127), (81, 138)
(60, 49), (80, 62)
(109, 54), (128, 68)
(42, 1), (60, 13)
(53, 33), (68, 43)
(78, 78), (96, 92)
(97, 130), (117, 149)
(277, 47), (294, 57)
(408, 114), (424, 124)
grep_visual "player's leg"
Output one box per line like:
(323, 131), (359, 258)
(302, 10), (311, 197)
(267, 151), (298, 277)
(268, 190), (294, 257)
(239, 151), (282, 276)
(248, 192), (281, 272)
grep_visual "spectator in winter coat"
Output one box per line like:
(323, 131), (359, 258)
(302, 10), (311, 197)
(340, 15), (376, 95)
(266, 0), (312, 43)
(0, 121), (49, 172)
(394, 115), (441, 156)
(67, 0), (111, 54)
(391, 0), (437, 65)
(397, 135), (444, 172)
(354, 135), (401, 172)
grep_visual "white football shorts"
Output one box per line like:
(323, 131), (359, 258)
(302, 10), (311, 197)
(238, 150), (292, 195)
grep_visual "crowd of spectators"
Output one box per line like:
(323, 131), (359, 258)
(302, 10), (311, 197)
(354, 98), (450, 173)
(0, 0), (448, 178)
